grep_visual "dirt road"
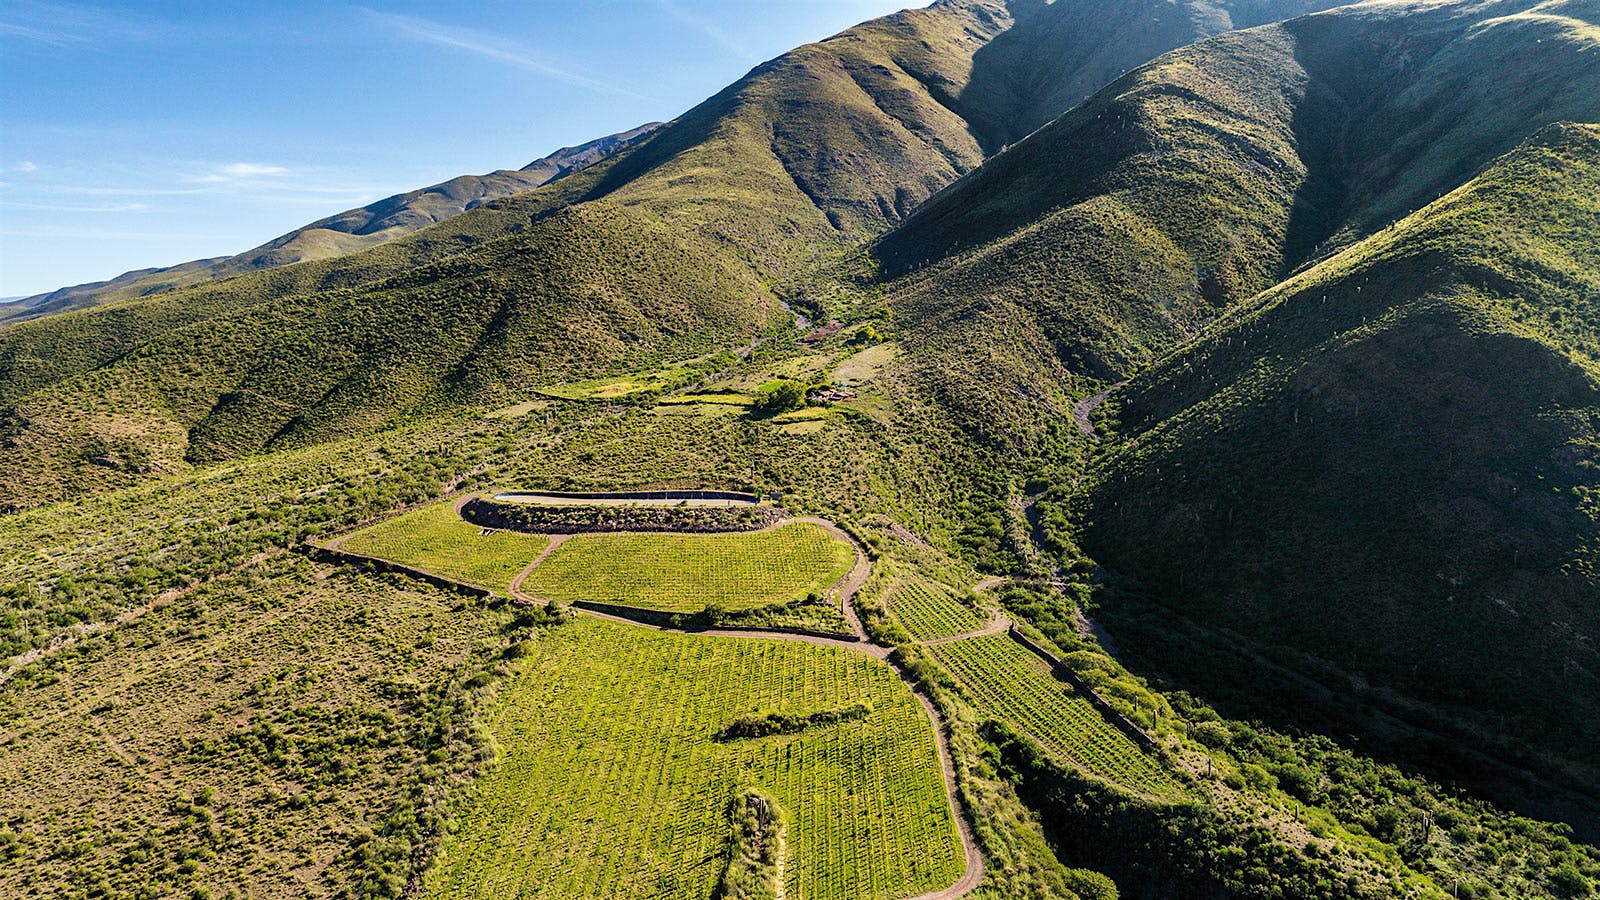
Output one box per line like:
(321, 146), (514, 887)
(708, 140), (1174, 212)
(1073, 381), (1126, 439)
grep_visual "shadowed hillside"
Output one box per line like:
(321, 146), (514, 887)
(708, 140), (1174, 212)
(1075, 123), (1600, 826)
(864, 0), (1600, 825)
(881, 0), (1600, 444)
(956, 0), (1336, 151)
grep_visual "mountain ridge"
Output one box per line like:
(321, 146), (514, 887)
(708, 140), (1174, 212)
(0, 122), (666, 323)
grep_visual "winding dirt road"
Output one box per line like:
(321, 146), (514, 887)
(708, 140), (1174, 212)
(1072, 380), (1126, 439)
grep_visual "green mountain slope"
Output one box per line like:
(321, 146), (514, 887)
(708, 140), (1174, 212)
(0, 124), (664, 323)
(955, 0), (1336, 151)
(0, 199), (774, 505)
(1075, 123), (1600, 821)
(864, 0), (1600, 821)
(880, 0), (1600, 396)
(0, 0), (1342, 511)
(4, 1), (1600, 892)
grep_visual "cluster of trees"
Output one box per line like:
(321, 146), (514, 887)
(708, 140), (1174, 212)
(717, 701), (872, 741)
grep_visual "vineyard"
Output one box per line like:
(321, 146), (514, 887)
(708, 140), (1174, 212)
(931, 635), (1185, 800)
(424, 617), (963, 900)
(334, 498), (548, 595)
(888, 581), (984, 641)
(520, 522), (855, 612)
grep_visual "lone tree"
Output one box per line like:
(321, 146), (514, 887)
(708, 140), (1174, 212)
(751, 380), (806, 415)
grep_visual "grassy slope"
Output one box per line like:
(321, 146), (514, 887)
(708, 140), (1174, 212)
(522, 523), (855, 612)
(0, 555), (514, 899)
(4, 0), (1599, 895)
(2, 333), (1593, 897)
(1078, 124), (1600, 819)
(0, 201), (778, 506)
(2, 2), (1020, 509)
(333, 497), (549, 596)
(878, 0), (1600, 446)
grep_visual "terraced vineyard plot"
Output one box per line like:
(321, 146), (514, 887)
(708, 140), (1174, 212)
(933, 635), (1184, 799)
(335, 498), (549, 594)
(522, 522), (854, 612)
(889, 581), (984, 640)
(425, 618), (962, 900)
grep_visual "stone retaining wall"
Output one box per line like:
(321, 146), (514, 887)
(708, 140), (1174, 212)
(298, 544), (491, 599)
(496, 489), (760, 504)
(1007, 625), (1161, 754)
(571, 600), (859, 642)
(462, 497), (783, 535)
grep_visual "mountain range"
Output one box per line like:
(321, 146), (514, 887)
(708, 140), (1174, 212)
(4, 0), (1599, 893)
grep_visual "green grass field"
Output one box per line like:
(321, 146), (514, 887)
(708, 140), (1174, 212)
(521, 522), (855, 612)
(425, 617), (963, 900)
(932, 635), (1184, 799)
(334, 498), (549, 595)
(889, 581), (984, 641)
(831, 341), (899, 385)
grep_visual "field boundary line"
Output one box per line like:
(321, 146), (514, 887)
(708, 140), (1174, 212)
(297, 544), (493, 599)
(566, 600), (859, 643)
(1005, 625), (1163, 755)
(507, 534), (572, 598)
(314, 480), (481, 550)
(512, 515), (985, 899)
(919, 613), (1012, 646)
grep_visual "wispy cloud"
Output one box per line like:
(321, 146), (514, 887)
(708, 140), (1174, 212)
(2, 200), (148, 213)
(13, 161), (39, 173)
(219, 162), (287, 178)
(362, 8), (651, 100)
(191, 161), (290, 184)
(34, 166), (380, 206)
(656, 0), (758, 62)
(53, 185), (204, 197)
(0, 2), (155, 47)
(0, 19), (90, 46)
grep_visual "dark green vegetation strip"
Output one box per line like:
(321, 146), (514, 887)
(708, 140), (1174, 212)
(461, 496), (784, 535)
(717, 790), (785, 900)
(717, 701), (873, 742)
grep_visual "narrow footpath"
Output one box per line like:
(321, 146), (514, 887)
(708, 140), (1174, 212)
(1072, 380), (1126, 440)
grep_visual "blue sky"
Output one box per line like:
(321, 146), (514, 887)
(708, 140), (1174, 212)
(0, 0), (913, 297)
